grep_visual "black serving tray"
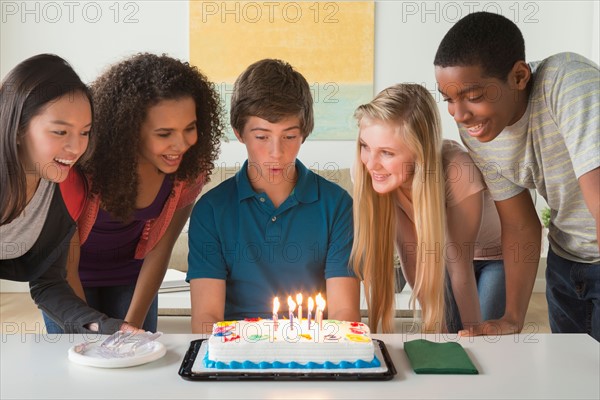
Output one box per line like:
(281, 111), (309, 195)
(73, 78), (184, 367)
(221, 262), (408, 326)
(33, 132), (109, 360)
(178, 338), (396, 381)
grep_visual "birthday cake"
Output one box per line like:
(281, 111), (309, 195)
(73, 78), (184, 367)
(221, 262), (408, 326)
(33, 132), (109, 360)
(204, 319), (380, 369)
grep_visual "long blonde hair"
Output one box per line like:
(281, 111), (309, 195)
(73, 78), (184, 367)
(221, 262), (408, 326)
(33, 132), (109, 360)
(350, 84), (446, 333)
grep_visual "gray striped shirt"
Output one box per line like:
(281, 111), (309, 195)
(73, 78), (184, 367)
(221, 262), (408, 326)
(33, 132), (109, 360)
(461, 52), (599, 263)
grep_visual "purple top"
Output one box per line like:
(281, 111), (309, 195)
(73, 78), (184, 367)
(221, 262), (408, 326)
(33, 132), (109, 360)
(79, 176), (174, 287)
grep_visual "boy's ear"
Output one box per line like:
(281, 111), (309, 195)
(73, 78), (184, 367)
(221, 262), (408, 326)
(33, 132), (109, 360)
(510, 61), (531, 90)
(233, 129), (244, 143)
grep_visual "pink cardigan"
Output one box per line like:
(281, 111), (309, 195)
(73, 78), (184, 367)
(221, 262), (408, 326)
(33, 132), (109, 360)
(78, 175), (205, 259)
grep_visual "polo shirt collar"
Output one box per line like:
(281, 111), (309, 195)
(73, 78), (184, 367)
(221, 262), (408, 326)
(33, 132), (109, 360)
(236, 161), (257, 201)
(293, 159), (318, 204)
(235, 159), (318, 204)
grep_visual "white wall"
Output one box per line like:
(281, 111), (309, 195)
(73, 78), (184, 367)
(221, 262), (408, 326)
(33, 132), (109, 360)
(2, 0), (598, 169)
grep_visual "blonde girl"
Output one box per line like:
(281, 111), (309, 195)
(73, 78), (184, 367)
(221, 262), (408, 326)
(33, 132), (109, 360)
(351, 83), (504, 333)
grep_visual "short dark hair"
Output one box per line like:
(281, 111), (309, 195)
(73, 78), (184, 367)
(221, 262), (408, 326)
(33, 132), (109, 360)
(230, 59), (314, 140)
(434, 12), (525, 80)
(0, 54), (92, 225)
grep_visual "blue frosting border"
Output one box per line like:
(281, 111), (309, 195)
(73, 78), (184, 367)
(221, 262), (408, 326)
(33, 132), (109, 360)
(203, 351), (381, 370)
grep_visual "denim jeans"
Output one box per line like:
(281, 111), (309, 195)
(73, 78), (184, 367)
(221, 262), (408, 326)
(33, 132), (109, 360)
(546, 247), (600, 342)
(474, 259), (506, 321)
(445, 259), (506, 333)
(43, 283), (158, 334)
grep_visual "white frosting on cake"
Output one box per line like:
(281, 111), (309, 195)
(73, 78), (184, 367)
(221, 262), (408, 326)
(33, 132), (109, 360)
(206, 319), (376, 368)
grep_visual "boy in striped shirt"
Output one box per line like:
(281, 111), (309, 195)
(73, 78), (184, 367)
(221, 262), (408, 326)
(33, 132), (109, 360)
(434, 12), (599, 341)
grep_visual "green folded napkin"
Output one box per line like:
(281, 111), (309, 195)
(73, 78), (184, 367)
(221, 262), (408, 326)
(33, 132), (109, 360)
(404, 339), (478, 374)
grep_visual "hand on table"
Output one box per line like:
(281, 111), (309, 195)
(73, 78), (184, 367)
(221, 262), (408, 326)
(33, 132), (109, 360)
(84, 321), (143, 334)
(459, 318), (521, 337)
(119, 322), (143, 334)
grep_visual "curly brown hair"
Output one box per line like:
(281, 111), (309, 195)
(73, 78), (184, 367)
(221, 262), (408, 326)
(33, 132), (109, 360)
(83, 53), (224, 221)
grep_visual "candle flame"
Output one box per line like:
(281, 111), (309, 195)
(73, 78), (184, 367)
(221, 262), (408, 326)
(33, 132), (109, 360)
(316, 293), (326, 310)
(296, 293), (303, 305)
(273, 297), (280, 313)
(287, 296), (296, 312)
(308, 297), (314, 312)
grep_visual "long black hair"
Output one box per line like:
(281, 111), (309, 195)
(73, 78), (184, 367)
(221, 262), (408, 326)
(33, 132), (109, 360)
(0, 54), (92, 225)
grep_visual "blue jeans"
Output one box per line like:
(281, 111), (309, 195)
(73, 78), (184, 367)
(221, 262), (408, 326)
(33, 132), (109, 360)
(474, 259), (506, 321)
(43, 283), (158, 333)
(546, 247), (600, 342)
(446, 259), (506, 333)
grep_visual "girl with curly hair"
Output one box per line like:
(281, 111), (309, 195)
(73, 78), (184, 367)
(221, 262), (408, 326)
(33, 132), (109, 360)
(1, 54), (137, 333)
(43, 53), (224, 333)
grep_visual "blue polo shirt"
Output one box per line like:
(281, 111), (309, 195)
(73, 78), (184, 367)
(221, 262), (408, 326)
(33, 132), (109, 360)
(187, 159), (354, 320)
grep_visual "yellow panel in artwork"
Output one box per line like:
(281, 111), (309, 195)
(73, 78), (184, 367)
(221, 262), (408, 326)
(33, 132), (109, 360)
(190, 1), (374, 84)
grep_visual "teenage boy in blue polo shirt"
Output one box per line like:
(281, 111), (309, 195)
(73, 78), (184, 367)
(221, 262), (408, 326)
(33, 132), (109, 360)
(187, 59), (360, 333)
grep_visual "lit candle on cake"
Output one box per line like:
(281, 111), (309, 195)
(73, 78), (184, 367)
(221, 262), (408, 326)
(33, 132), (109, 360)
(273, 297), (280, 330)
(307, 297), (314, 328)
(296, 293), (303, 323)
(316, 293), (325, 329)
(287, 296), (296, 330)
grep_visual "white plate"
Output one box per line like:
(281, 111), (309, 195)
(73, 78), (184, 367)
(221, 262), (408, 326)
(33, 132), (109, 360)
(68, 340), (167, 368)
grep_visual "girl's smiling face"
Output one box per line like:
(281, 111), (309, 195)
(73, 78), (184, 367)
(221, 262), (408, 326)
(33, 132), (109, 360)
(358, 117), (416, 194)
(22, 91), (92, 183)
(138, 97), (198, 174)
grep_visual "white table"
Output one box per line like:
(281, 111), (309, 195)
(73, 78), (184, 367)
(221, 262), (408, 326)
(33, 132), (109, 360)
(1, 333), (598, 399)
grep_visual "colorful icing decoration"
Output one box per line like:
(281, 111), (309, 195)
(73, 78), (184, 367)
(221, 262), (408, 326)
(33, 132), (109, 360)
(203, 353), (381, 369)
(248, 334), (269, 341)
(203, 352), (381, 369)
(223, 334), (240, 343)
(216, 321), (236, 327)
(324, 334), (340, 342)
(213, 325), (235, 336)
(244, 318), (261, 322)
(346, 334), (371, 343)
(205, 319), (379, 370)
